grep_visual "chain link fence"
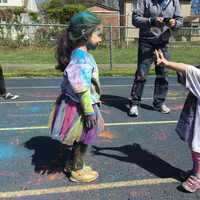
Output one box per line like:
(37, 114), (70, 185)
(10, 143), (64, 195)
(0, 23), (200, 69)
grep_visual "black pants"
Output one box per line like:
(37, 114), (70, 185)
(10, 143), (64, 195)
(0, 66), (6, 95)
(130, 41), (170, 107)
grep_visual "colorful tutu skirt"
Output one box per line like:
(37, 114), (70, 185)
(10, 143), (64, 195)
(49, 95), (104, 145)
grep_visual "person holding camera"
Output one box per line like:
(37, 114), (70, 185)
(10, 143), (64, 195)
(129, 0), (183, 117)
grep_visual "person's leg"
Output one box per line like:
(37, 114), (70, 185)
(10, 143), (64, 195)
(0, 65), (19, 100)
(0, 65), (6, 96)
(153, 44), (170, 113)
(129, 41), (154, 116)
(69, 141), (98, 182)
(182, 150), (200, 192)
(192, 151), (200, 178)
(71, 141), (87, 171)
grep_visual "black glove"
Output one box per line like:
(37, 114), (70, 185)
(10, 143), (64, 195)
(163, 18), (172, 26)
(84, 114), (97, 130)
(149, 17), (157, 26)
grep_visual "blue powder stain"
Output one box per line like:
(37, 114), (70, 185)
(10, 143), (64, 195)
(20, 105), (45, 113)
(0, 143), (14, 160)
(0, 142), (29, 160)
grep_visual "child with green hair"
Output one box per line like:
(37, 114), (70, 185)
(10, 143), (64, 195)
(49, 12), (104, 182)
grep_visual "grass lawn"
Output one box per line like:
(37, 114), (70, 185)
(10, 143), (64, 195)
(1, 45), (200, 65)
(0, 44), (200, 77)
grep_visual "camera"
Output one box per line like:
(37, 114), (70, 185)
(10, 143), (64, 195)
(163, 18), (172, 25)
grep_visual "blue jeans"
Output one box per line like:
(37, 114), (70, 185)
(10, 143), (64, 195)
(130, 40), (170, 107)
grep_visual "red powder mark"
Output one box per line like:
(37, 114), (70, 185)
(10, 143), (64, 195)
(99, 131), (116, 139)
(155, 132), (167, 141)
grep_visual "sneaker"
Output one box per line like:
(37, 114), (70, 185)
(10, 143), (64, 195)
(180, 169), (194, 181)
(2, 93), (19, 100)
(129, 105), (138, 117)
(153, 104), (170, 114)
(83, 164), (93, 171)
(65, 163), (93, 173)
(69, 168), (99, 183)
(182, 175), (200, 193)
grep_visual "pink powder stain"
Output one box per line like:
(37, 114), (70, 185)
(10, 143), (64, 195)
(25, 175), (49, 186)
(155, 132), (168, 141)
(0, 171), (16, 177)
(24, 171), (64, 188)
(10, 138), (20, 145)
(169, 104), (183, 111)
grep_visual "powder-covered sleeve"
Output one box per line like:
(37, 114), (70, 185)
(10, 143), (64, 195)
(186, 65), (200, 99)
(65, 58), (93, 94)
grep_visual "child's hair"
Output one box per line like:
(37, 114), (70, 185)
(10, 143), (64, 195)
(56, 11), (101, 72)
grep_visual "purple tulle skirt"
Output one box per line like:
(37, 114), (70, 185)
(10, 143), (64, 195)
(49, 95), (104, 145)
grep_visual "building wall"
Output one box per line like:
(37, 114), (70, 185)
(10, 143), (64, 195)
(0, 0), (23, 7)
(88, 6), (120, 41)
(181, 1), (191, 16)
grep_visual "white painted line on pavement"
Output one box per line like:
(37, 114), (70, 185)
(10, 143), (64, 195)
(0, 178), (178, 198)
(0, 120), (177, 131)
(7, 83), (180, 89)
(0, 97), (185, 104)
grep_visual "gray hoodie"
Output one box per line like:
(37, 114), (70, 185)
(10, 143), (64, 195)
(132, 0), (183, 44)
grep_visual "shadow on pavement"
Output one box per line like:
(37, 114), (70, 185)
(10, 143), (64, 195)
(101, 94), (130, 113)
(24, 136), (71, 175)
(92, 143), (186, 182)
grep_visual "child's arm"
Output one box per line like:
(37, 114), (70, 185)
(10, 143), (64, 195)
(155, 49), (200, 98)
(78, 90), (94, 115)
(66, 62), (97, 129)
(78, 90), (97, 129)
(155, 49), (188, 73)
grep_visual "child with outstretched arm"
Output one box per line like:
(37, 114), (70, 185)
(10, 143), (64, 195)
(155, 49), (200, 192)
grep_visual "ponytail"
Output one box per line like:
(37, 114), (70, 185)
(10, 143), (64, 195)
(55, 30), (74, 72)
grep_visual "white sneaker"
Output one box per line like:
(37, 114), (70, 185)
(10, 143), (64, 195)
(3, 93), (19, 100)
(154, 104), (170, 114)
(129, 105), (138, 117)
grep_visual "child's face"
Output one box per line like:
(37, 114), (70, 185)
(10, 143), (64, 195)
(87, 25), (103, 50)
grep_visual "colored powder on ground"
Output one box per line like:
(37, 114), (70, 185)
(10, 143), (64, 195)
(99, 131), (116, 139)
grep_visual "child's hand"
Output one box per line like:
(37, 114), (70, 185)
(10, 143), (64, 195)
(155, 49), (168, 66)
(84, 114), (97, 130)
